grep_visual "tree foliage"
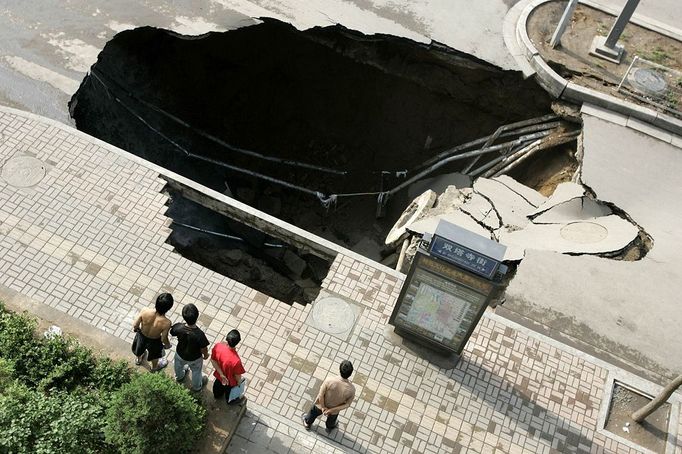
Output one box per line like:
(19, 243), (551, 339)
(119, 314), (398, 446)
(104, 372), (206, 454)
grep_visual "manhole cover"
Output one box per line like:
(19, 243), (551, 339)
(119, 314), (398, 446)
(628, 68), (668, 96)
(311, 296), (356, 334)
(560, 221), (608, 244)
(1, 155), (46, 188)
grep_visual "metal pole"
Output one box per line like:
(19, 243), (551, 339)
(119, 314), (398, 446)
(590, 0), (639, 63)
(550, 0), (580, 48)
(604, 0), (639, 49)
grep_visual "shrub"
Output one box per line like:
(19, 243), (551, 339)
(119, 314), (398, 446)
(37, 340), (97, 393)
(104, 373), (206, 454)
(0, 310), (37, 361)
(0, 383), (110, 454)
(91, 357), (133, 393)
(0, 357), (14, 393)
(7, 328), (97, 390)
(0, 309), (104, 392)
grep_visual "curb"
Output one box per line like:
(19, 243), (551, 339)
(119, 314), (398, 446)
(509, 0), (682, 139)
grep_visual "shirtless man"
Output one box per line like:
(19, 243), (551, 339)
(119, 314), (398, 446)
(132, 293), (174, 371)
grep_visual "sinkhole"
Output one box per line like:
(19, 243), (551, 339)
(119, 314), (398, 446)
(69, 19), (569, 303)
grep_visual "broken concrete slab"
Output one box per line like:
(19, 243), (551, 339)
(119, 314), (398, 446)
(499, 215), (638, 257)
(406, 212), (492, 240)
(493, 175), (547, 208)
(459, 192), (501, 231)
(385, 190), (437, 245)
(473, 178), (536, 231)
(501, 243), (526, 262)
(529, 181), (585, 217)
(422, 186), (470, 217)
(502, 114), (682, 382)
(407, 172), (472, 200)
(532, 197), (612, 224)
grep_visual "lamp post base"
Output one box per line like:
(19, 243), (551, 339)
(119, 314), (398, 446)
(589, 35), (625, 64)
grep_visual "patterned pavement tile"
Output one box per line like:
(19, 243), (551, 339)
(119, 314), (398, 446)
(0, 107), (675, 453)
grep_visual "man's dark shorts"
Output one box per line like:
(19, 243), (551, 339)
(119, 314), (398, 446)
(132, 331), (163, 361)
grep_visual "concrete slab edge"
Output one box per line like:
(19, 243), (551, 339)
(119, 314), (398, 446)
(516, 1), (541, 61)
(580, 103), (628, 126)
(564, 83), (682, 139)
(512, 0), (682, 138)
(0, 105), (405, 280)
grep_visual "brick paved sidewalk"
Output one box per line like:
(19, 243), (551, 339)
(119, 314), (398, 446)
(1, 106), (680, 454)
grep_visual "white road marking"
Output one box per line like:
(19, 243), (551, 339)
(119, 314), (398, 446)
(3, 56), (80, 94)
(107, 20), (137, 33)
(171, 16), (226, 35)
(44, 33), (101, 73)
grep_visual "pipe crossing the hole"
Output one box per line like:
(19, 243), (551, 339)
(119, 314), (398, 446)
(89, 69), (578, 214)
(170, 220), (286, 248)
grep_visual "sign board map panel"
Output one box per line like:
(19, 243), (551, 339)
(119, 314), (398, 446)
(391, 252), (493, 353)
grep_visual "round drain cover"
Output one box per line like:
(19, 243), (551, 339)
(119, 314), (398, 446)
(1, 156), (46, 188)
(628, 68), (667, 95)
(311, 296), (356, 335)
(560, 221), (608, 244)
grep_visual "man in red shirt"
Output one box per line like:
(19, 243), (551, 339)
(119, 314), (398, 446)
(211, 329), (246, 405)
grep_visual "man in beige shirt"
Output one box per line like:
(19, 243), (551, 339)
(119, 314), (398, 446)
(132, 293), (173, 371)
(302, 360), (355, 433)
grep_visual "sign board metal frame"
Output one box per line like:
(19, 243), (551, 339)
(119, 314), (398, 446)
(389, 250), (496, 355)
(429, 234), (500, 280)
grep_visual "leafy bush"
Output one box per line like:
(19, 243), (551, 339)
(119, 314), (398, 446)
(37, 340), (97, 393)
(0, 310), (106, 392)
(104, 373), (206, 454)
(0, 310), (37, 362)
(0, 304), (204, 454)
(91, 357), (133, 393)
(0, 357), (14, 393)
(0, 304), (134, 389)
(0, 383), (111, 454)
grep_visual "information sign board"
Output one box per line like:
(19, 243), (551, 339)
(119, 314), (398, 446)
(429, 235), (499, 279)
(390, 250), (494, 354)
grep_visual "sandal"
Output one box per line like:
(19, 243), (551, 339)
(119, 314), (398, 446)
(134, 351), (147, 366)
(152, 357), (168, 372)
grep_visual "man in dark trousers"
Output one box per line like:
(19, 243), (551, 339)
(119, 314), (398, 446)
(302, 360), (356, 433)
(211, 329), (246, 404)
(170, 303), (210, 392)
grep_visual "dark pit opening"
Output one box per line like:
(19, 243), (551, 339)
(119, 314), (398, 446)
(69, 19), (555, 301)
(164, 187), (331, 305)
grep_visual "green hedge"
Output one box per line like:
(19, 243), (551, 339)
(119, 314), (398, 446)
(104, 373), (206, 453)
(0, 383), (110, 454)
(0, 303), (205, 454)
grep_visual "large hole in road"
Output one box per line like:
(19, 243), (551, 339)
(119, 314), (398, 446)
(69, 19), (558, 304)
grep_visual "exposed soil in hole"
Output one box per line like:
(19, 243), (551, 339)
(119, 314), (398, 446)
(604, 383), (671, 453)
(164, 188), (330, 305)
(68, 19), (568, 298)
(507, 142), (578, 196)
(528, 1), (682, 116)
